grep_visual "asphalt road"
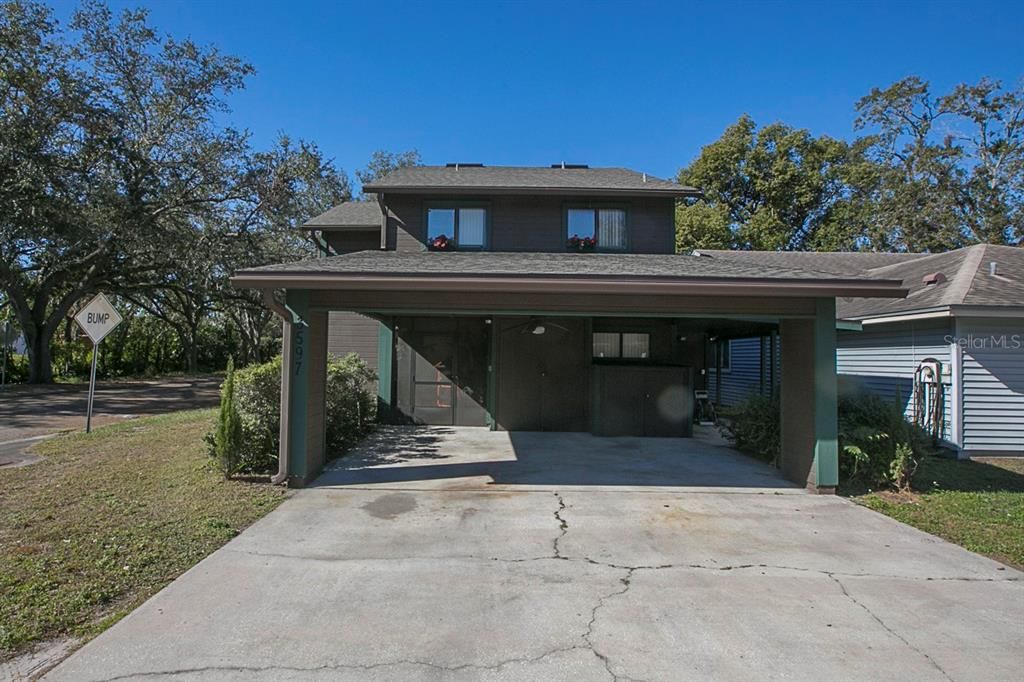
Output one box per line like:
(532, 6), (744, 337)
(0, 376), (221, 466)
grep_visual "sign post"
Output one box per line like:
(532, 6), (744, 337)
(74, 294), (123, 433)
(1, 321), (10, 388)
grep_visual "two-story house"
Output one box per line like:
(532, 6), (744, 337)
(232, 164), (907, 489)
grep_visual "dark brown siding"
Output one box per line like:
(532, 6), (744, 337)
(324, 230), (380, 254)
(384, 194), (676, 254)
(327, 312), (379, 372)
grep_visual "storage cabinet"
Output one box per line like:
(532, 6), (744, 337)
(592, 365), (693, 437)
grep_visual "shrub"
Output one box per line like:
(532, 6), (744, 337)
(213, 358), (243, 476)
(233, 357), (284, 473)
(325, 353), (377, 453)
(719, 390), (779, 463)
(838, 390), (929, 490)
(721, 388), (930, 490)
(209, 353), (377, 475)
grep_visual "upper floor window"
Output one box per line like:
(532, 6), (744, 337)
(566, 207), (627, 251)
(427, 206), (487, 250)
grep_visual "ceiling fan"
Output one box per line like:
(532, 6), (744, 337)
(504, 317), (571, 336)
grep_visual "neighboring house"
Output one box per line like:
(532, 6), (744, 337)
(699, 245), (1024, 457)
(233, 164), (907, 489)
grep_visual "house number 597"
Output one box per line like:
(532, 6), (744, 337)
(293, 327), (305, 377)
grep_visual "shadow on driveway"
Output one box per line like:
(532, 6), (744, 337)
(315, 425), (799, 492)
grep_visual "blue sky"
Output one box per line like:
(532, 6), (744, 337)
(53, 0), (1024, 187)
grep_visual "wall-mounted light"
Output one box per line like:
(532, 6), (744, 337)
(531, 323), (546, 335)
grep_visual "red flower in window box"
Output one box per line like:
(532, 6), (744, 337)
(430, 234), (454, 251)
(567, 234), (597, 252)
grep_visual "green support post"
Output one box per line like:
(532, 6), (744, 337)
(377, 318), (394, 421)
(285, 289), (311, 483)
(814, 298), (839, 489)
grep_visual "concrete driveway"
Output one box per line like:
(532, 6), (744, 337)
(47, 427), (1023, 681)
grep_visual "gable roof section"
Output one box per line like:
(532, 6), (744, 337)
(838, 244), (1024, 320)
(694, 245), (1023, 320)
(232, 251), (906, 299)
(303, 200), (381, 229)
(361, 165), (700, 197)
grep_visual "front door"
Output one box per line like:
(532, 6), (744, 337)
(395, 317), (490, 426)
(412, 332), (456, 425)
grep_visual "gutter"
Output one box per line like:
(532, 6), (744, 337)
(261, 289), (296, 486)
(233, 273), (908, 300)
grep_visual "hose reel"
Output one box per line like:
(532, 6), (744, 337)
(912, 358), (945, 440)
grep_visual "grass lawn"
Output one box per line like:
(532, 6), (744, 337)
(847, 456), (1024, 570)
(0, 409), (285, 660)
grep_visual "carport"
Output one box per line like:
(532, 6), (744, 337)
(231, 251), (907, 492)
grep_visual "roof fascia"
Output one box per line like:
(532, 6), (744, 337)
(230, 272), (907, 299)
(359, 185), (700, 198)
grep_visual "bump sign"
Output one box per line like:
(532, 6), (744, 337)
(74, 294), (122, 433)
(74, 294), (123, 344)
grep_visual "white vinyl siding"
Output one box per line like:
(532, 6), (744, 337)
(958, 317), (1024, 454)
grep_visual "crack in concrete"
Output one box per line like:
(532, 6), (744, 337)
(89, 644), (592, 682)
(226, 545), (1021, 584)
(581, 567), (640, 682)
(493, 553), (1020, 583)
(552, 491), (569, 559)
(828, 574), (954, 681)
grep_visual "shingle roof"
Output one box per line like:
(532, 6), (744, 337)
(303, 200), (380, 229)
(233, 250), (906, 297)
(837, 244), (1024, 319)
(698, 245), (1024, 319)
(361, 165), (700, 197)
(693, 249), (926, 276)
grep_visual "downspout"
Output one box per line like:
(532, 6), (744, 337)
(377, 193), (387, 250)
(262, 289), (297, 485)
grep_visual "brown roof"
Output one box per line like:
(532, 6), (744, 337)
(838, 244), (1024, 320)
(232, 250), (906, 299)
(697, 245), (1024, 320)
(361, 165), (700, 197)
(303, 200), (380, 229)
(692, 249), (926, 276)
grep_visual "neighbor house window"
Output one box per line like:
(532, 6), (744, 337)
(566, 207), (627, 251)
(710, 339), (731, 372)
(427, 206), (487, 249)
(593, 332), (650, 359)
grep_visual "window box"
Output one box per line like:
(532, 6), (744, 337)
(429, 234), (455, 251)
(567, 235), (597, 252)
